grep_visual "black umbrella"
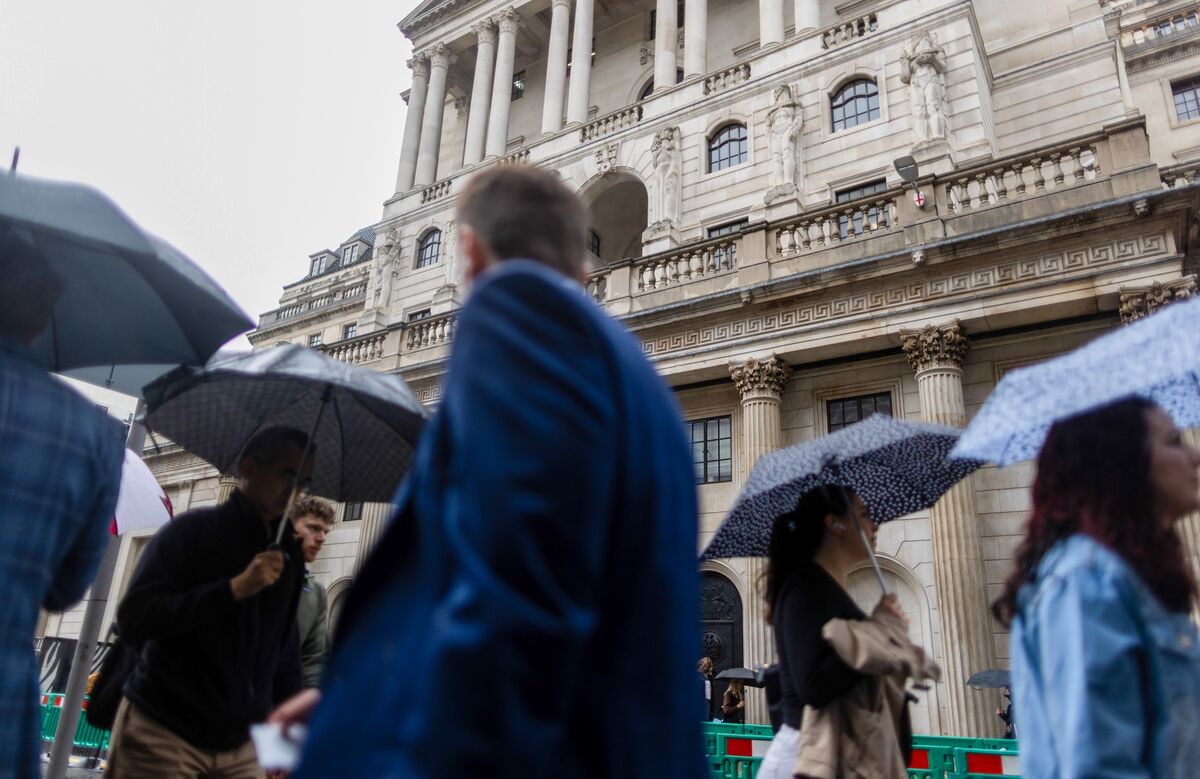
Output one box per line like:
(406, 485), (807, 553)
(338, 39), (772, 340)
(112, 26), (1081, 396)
(966, 669), (1011, 689)
(145, 344), (427, 526)
(0, 172), (253, 394)
(715, 668), (768, 688)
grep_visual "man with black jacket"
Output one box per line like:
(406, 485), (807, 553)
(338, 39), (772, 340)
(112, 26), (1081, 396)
(105, 428), (309, 779)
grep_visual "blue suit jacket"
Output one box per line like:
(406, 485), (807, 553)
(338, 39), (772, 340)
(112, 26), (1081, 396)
(297, 261), (706, 778)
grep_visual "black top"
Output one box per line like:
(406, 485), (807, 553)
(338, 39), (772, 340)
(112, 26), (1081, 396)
(119, 492), (304, 751)
(772, 561), (867, 728)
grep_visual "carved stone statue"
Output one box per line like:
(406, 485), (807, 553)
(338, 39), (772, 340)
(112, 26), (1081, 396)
(900, 29), (950, 145)
(650, 127), (682, 228)
(373, 227), (400, 309)
(764, 84), (803, 205)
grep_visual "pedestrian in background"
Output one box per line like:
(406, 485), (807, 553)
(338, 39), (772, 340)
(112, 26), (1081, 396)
(290, 496), (333, 688)
(995, 397), (1200, 779)
(698, 656), (715, 720)
(722, 679), (746, 724)
(0, 229), (124, 779)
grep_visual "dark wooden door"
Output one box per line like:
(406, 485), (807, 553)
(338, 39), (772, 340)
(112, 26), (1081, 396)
(699, 572), (743, 720)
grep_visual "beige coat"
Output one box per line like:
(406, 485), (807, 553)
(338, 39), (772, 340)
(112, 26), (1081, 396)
(792, 606), (941, 779)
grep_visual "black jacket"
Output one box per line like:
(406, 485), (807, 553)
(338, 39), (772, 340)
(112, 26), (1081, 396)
(118, 491), (304, 751)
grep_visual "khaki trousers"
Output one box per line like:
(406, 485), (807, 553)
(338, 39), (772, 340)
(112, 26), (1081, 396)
(104, 698), (263, 779)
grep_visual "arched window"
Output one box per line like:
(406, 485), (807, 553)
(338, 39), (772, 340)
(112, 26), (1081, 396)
(831, 78), (880, 132)
(638, 69), (685, 101)
(708, 123), (748, 172)
(416, 229), (441, 269)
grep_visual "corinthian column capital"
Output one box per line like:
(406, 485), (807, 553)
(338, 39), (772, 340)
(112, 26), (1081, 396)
(408, 54), (431, 81)
(494, 6), (521, 34)
(471, 19), (497, 45)
(1118, 275), (1197, 324)
(901, 322), (969, 374)
(428, 42), (454, 70)
(730, 355), (791, 400)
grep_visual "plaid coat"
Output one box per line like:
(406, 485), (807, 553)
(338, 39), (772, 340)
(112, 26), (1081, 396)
(0, 338), (123, 779)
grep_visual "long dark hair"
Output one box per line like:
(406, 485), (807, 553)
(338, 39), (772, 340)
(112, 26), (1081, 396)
(762, 484), (855, 620)
(993, 397), (1196, 625)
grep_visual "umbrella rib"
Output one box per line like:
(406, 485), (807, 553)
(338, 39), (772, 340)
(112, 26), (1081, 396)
(331, 388), (348, 502)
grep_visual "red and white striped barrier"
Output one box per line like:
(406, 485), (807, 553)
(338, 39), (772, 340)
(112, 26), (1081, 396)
(960, 749), (1021, 775)
(725, 736), (771, 759)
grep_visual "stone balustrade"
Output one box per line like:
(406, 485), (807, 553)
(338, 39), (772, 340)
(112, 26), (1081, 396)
(406, 312), (458, 350)
(821, 13), (878, 49)
(580, 105), (643, 142)
(342, 282), (368, 298)
(703, 63), (752, 95)
(264, 285), (367, 325)
(1121, 8), (1200, 48)
(1162, 165), (1199, 189)
(942, 144), (1099, 214)
(421, 180), (451, 204)
(586, 271), (608, 302)
(634, 236), (738, 293)
(497, 148), (531, 165)
(321, 332), (387, 365)
(775, 195), (899, 255)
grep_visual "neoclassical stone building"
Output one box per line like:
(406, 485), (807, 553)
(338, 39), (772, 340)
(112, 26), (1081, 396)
(42, 0), (1200, 738)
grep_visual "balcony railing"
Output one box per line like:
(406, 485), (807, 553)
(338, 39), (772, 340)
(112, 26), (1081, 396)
(580, 105), (643, 143)
(586, 272), (608, 303)
(822, 13), (878, 49)
(1162, 164), (1199, 189)
(703, 63), (752, 95)
(942, 144), (1099, 214)
(1121, 8), (1200, 48)
(406, 312), (458, 350)
(775, 195), (900, 255)
(421, 180), (451, 204)
(263, 286), (367, 326)
(320, 332), (387, 365)
(634, 235), (739, 293)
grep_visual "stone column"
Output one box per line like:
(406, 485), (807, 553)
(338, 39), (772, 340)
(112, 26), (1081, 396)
(759, 0), (784, 47)
(485, 9), (520, 158)
(683, 0), (706, 77)
(354, 502), (394, 569)
(217, 475), (240, 504)
(394, 55), (430, 192)
(793, 0), (819, 34)
(462, 22), (497, 165)
(654, 0), (678, 91)
(901, 322), (999, 737)
(731, 354), (791, 725)
(414, 44), (453, 187)
(566, 0), (595, 124)
(542, 0), (571, 133)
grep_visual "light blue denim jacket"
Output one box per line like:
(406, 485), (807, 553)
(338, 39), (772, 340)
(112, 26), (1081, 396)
(1011, 534), (1200, 779)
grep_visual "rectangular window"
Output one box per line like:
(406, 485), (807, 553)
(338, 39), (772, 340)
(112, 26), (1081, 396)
(690, 415), (732, 484)
(308, 333), (323, 347)
(826, 392), (893, 433)
(343, 323), (358, 340)
(408, 309), (431, 322)
(342, 502), (363, 522)
(706, 219), (747, 271)
(342, 244), (358, 264)
(589, 229), (602, 257)
(309, 256), (326, 276)
(835, 179), (889, 239)
(565, 39), (596, 70)
(707, 219), (748, 239)
(1173, 75), (1200, 122)
(512, 71), (525, 101)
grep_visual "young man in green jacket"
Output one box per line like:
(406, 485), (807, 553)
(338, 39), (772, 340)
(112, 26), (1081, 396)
(291, 497), (334, 688)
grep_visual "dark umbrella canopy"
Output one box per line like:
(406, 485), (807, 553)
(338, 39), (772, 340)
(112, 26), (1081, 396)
(0, 173), (252, 394)
(715, 668), (767, 688)
(144, 344), (427, 502)
(702, 414), (982, 560)
(966, 669), (1011, 689)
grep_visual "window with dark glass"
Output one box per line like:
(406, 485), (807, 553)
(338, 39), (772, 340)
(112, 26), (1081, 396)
(342, 244), (358, 264)
(831, 79), (880, 132)
(648, 2), (685, 39)
(706, 219), (747, 269)
(826, 392), (892, 433)
(690, 416), (732, 484)
(589, 229), (602, 257)
(408, 308), (431, 321)
(309, 256), (326, 276)
(835, 179), (889, 238)
(708, 124), (748, 172)
(342, 323), (357, 340)
(638, 69), (685, 101)
(1173, 75), (1200, 122)
(416, 230), (441, 268)
(342, 502), (363, 522)
(565, 40), (596, 71)
(512, 71), (526, 101)
(308, 333), (322, 347)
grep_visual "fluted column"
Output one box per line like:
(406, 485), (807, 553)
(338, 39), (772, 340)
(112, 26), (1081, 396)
(217, 475), (240, 504)
(759, 0), (784, 46)
(395, 55), (430, 192)
(731, 354), (791, 725)
(565, 0), (595, 124)
(654, 0), (678, 91)
(485, 9), (520, 158)
(542, 0), (571, 133)
(414, 44), (453, 187)
(683, 0), (707, 77)
(354, 502), (394, 570)
(901, 322), (999, 737)
(793, 0), (819, 34)
(463, 22), (497, 165)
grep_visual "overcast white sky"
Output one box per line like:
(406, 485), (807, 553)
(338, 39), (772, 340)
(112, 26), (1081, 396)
(1, 1), (420, 359)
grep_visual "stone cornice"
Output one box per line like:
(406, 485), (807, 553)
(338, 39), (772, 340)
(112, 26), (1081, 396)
(1118, 274), (1197, 323)
(1126, 39), (1200, 73)
(900, 322), (969, 373)
(730, 355), (791, 399)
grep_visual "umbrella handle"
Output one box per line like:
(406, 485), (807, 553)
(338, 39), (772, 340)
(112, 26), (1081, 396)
(272, 384), (332, 547)
(856, 521), (890, 596)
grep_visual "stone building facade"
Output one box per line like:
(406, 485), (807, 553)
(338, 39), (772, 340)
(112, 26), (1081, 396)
(42, 0), (1200, 738)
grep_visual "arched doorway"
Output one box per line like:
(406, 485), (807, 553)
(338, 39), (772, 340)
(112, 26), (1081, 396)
(845, 560), (943, 735)
(579, 170), (648, 265)
(699, 570), (743, 720)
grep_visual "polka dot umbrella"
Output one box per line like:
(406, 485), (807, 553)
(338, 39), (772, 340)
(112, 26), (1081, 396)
(701, 414), (983, 590)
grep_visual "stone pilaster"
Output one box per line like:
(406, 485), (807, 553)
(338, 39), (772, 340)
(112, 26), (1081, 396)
(394, 55), (430, 192)
(463, 22), (497, 165)
(485, 9), (521, 158)
(1118, 275), (1196, 324)
(541, 0), (571, 133)
(901, 322), (999, 737)
(565, 0), (595, 124)
(730, 354), (791, 725)
(414, 44), (453, 186)
(354, 502), (394, 570)
(217, 475), (240, 504)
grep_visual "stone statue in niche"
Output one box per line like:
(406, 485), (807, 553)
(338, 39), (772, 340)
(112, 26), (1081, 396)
(764, 84), (804, 205)
(649, 126), (682, 229)
(373, 227), (400, 309)
(900, 29), (950, 145)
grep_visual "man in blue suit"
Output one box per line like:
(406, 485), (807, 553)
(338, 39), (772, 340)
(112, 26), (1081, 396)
(273, 166), (706, 778)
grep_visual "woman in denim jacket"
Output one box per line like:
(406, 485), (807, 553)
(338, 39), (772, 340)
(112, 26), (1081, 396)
(994, 397), (1200, 779)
